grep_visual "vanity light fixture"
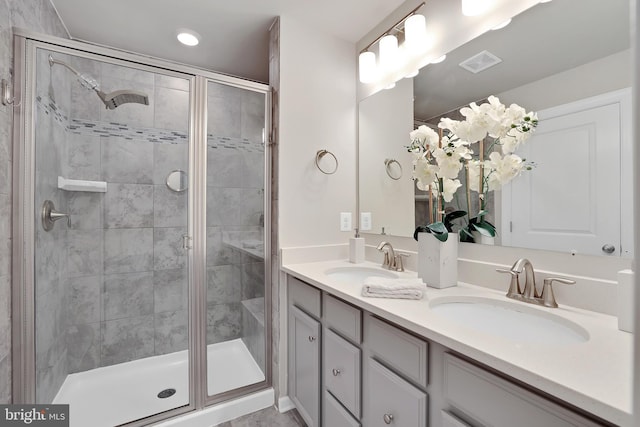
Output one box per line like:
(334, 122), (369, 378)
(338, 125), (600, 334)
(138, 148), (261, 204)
(358, 51), (377, 84)
(177, 29), (200, 46)
(461, 0), (493, 17)
(431, 55), (447, 64)
(379, 34), (400, 74)
(358, 2), (428, 86)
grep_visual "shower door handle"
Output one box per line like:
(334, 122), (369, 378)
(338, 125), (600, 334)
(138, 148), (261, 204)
(182, 234), (193, 250)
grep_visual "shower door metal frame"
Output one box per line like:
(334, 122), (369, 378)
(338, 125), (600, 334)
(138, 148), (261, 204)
(11, 29), (273, 426)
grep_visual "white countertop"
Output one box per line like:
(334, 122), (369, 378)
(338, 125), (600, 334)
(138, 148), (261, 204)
(281, 259), (633, 426)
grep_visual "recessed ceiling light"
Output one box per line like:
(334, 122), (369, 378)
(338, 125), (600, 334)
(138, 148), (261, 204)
(177, 30), (200, 46)
(431, 55), (447, 64)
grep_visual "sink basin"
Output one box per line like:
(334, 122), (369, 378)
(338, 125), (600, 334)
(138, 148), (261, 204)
(429, 296), (589, 345)
(324, 266), (399, 282)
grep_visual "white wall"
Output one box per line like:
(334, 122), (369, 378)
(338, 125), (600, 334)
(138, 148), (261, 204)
(359, 78), (414, 236)
(278, 16), (357, 247)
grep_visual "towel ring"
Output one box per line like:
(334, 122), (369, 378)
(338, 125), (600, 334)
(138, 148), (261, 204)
(316, 149), (338, 175)
(384, 158), (403, 180)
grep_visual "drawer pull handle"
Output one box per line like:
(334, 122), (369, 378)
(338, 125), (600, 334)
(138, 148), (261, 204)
(332, 368), (341, 376)
(308, 336), (316, 342)
(383, 413), (394, 424)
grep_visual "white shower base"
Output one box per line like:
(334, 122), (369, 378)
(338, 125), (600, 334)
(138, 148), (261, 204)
(53, 339), (266, 427)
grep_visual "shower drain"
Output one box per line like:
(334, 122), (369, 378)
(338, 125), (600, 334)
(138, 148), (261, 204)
(157, 388), (177, 399)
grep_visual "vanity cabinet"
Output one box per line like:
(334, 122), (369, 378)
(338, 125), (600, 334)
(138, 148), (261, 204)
(287, 275), (608, 427)
(364, 358), (428, 426)
(443, 354), (604, 427)
(288, 277), (322, 426)
(289, 305), (321, 426)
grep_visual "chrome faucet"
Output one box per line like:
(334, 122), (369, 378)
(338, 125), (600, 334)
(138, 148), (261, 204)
(376, 242), (395, 269)
(376, 242), (409, 272)
(496, 258), (576, 308)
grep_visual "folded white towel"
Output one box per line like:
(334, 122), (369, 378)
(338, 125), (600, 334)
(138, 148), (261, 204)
(361, 277), (426, 300)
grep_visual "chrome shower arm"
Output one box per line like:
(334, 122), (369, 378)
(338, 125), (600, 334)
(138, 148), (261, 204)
(48, 55), (83, 81)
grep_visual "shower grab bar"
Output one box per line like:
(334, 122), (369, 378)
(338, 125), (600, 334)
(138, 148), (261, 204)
(41, 200), (71, 231)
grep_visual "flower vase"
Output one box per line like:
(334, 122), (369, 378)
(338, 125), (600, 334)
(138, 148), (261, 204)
(417, 232), (458, 288)
(471, 230), (495, 245)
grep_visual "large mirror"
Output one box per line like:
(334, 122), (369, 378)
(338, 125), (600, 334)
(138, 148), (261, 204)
(358, 0), (632, 257)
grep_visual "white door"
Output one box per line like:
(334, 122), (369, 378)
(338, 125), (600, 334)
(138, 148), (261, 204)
(502, 90), (631, 257)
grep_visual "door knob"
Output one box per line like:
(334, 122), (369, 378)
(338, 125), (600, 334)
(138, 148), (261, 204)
(332, 368), (341, 376)
(383, 413), (394, 424)
(308, 336), (316, 342)
(601, 244), (615, 254)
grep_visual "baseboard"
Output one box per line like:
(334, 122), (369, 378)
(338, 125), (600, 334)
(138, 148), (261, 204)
(277, 396), (296, 413)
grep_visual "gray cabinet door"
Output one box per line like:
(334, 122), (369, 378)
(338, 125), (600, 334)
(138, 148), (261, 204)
(324, 391), (361, 427)
(290, 305), (321, 426)
(364, 358), (428, 427)
(324, 328), (361, 417)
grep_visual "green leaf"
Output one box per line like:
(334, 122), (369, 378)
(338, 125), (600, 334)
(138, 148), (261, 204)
(413, 225), (430, 241)
(460, 227), (475, 242)
(414, 222), (449, 242)
(470, 221), (497, 237)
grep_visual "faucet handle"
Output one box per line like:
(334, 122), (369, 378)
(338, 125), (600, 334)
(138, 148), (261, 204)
(496, 268), (521, 298)
(394, 253), (410, 272)
(541, 277), (576, 308)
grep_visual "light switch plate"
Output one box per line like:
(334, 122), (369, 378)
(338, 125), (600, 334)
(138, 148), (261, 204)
(361, 212), (372, 231)
(340, 212), (352, 231)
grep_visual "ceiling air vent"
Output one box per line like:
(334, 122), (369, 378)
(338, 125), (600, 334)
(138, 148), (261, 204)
(459, 50), (502, 73)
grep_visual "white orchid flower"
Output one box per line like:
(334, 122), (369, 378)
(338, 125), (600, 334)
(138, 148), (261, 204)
(430, 178), (462, 203)
(410, 125), (439, 148)
(413, 157), (438, 190)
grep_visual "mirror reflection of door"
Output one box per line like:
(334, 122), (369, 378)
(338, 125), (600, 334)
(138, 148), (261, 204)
(502, 89), (631, 257)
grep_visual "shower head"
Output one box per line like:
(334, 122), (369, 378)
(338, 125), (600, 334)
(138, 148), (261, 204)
(48, 55), (149, 110)
(97, 89), (149, 110)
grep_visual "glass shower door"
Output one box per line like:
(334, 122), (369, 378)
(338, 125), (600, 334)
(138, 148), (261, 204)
(33, 46), (192, 426)
(205, 80), (268, 397)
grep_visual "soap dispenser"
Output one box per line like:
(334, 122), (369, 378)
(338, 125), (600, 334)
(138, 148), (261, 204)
(349, 228), (365, 264)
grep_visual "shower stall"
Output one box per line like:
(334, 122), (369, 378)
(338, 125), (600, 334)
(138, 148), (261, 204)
(11, 31), (272, 426)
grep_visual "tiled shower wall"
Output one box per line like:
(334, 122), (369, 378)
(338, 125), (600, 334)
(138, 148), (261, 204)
(35, 57), (267, 391)
(0, 0), (69, 405)
(205, 82), (265, 353)
(34, 50), (73, 404)
(58, 59), (192, 373)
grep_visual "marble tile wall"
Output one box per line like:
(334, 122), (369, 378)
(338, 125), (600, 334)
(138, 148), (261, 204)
(205, 82), (266, 350)
(63, 70), (268, 372)
(34, 49), (72, 404)
(0, 0), (69, 404)
(63, 68), (192, 371)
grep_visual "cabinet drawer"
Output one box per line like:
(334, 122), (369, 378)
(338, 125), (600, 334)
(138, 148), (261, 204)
(324, 328), (361, 417)
(289, 275), (321, 318)
(443, 353), (603, 427)
(364, 358), (428, 427)
(324, 390), (361, 427)
(324, 294), (362, 343)
(365, 315), (428, 387)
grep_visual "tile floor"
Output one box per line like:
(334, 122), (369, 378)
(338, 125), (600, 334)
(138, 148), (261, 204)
(217, 407), (305, 427)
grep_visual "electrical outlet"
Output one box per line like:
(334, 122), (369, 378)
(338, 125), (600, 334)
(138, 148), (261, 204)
(340, 212), (352, 231)
(361, 212), (372, 231)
